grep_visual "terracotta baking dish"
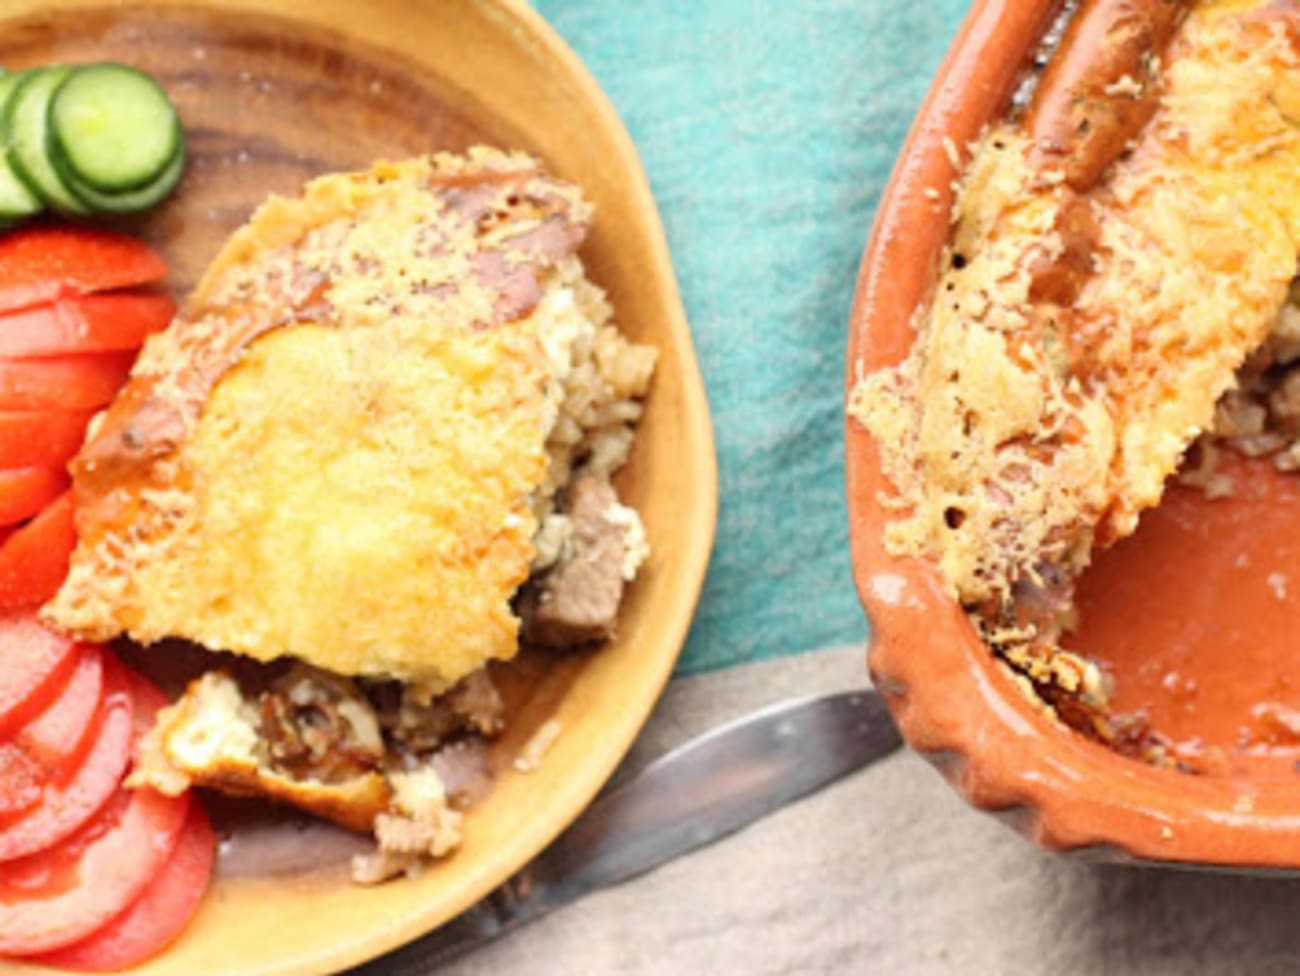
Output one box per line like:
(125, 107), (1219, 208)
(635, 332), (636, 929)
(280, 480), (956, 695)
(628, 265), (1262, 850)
(845, 0), (1300, 867)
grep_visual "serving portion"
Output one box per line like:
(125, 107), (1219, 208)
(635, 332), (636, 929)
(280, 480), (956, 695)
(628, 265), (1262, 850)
(852, 0), (1300, 767)
(44, 148), (656, 882)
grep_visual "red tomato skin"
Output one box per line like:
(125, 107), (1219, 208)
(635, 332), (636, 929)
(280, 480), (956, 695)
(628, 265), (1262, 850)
(0, 663), (190, 956)
(0, 227), (167, 314)
(0, 743), (43, 819)
(0, 611), (77, 736)
(120, 668), (169, 743)
(0, 467), (67, 526)
(16, 645), (105, 781)
(0, 294), (174, 358)
(0, 353), (135, 411)
(0, 491), (76, 610)
(0, 787), (190, 955)
(0, 410), (95, 469)
(0, 656), (133, 862)
(31, 803), (214, 971)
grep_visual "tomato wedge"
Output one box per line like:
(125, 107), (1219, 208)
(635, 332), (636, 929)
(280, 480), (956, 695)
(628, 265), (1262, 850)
(0, 656), (132, 862)
(0, 491), (76, 610)
(0, 787), (190, 956)
(0, 227), (167, 315)
(0, 293), (174, 358)
(32, 804), (214, 971)
(16, 646), (104, 781)
(0, 611), (77, 736)
(0, 467), (67, 526)
(0, 743), (43, 820)
(0, 409), (94, 469)
(0, 352), (135, 411)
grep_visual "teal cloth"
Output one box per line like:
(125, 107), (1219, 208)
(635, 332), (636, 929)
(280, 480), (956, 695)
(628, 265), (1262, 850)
(534, 0), (969, 674)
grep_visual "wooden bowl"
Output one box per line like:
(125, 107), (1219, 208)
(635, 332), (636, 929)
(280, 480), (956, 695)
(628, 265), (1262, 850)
(845, 0), (1300, 869)
(0, 1), (717, 972)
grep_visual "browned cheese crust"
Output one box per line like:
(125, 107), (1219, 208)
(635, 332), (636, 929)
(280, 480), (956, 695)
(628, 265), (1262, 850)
(851, 0), (1300, 711)
(45, 150), (593, 685)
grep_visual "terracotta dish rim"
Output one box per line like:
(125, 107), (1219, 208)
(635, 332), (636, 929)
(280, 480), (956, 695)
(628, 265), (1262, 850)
(844, 0), (1300, 868)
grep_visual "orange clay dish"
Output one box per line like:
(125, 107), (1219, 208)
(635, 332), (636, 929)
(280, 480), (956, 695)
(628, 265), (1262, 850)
(848, 0), (1300, 865)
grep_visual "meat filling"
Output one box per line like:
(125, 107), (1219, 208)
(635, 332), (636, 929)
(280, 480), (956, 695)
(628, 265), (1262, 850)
(520, 475), (631, 647)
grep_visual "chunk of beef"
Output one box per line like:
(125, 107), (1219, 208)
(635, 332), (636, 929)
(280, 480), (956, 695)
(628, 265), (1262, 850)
(522, 475), (627, 647)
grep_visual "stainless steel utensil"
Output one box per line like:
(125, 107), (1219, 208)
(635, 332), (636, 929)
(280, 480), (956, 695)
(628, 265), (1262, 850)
(359, 688), (902, 972)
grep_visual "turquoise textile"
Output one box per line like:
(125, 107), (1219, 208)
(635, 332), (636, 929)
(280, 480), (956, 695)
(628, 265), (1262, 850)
(534, 0), (970, 673)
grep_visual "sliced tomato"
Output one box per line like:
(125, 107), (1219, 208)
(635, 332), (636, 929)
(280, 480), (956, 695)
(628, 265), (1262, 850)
(32, 803), (214, 971)
(0, 466), (67, 526)
(0, 786), (190, 956)
(0, 293), (174, 358)
(0, 656), (133, 862)
(0, 743), (43, 820)
(0, 491), (76, 610)
(0, 352), (135, 411)
(0, 227), (167, 315)
(16, 645), (105, 782)
(121, 667), (168, 744)
(0, 611), (77, 736)
(0, 409), (94, 469)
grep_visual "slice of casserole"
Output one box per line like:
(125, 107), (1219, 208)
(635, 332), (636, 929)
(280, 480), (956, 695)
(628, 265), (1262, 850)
(43, 149), (657, 878)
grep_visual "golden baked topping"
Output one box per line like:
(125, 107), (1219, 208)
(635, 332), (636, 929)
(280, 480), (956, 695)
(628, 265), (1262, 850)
(45, 151), (594, 684)
(852, 1), (1300, 614)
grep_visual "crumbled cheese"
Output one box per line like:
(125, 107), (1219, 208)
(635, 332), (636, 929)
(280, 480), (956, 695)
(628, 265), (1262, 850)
(942, 135), (961, 170)
(535, 286), (584, 381)
(513, 718), (563, 773)
(1103, 73), (1144, 97)
(390, 768), (450, 819)
(159, 672), (260, 770)
(605, 501), (650, 580)
(531, 513), (573, 571)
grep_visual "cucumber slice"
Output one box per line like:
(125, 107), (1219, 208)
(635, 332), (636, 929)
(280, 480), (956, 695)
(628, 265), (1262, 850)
(6, 67), (87, 215)
(50, 63), (181, 194)
(0, 73), (42, 224)
(63, 137), (185, 214)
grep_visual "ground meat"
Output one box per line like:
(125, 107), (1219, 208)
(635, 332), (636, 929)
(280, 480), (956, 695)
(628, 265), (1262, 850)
(430, 739), (493, 806)
(1269, 368), (1300, 429)
(1215, 389), (1268, 439)
(1194, 281), (1300, 475)
(1009, 562), (1079, 640)
(369, 669), (503, 756)
(350, 768), (463, 885)
(520, 474), (628, 647)
(258, 666), (384, 784)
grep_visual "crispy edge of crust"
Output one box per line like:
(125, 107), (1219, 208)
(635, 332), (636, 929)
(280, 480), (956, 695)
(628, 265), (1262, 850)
(129, 673), (392, 834)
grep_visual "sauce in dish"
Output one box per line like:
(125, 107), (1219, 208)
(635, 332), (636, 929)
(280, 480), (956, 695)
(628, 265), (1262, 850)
(1076, 452), (1300, 778)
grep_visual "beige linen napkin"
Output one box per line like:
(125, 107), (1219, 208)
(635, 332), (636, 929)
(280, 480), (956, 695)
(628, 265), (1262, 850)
(360, 645), (1300, 976)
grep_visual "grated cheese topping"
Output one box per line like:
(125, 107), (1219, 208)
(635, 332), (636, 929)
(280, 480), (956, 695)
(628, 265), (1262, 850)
(851, 2), (1300, 613)
(45, 151), (596, 685)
